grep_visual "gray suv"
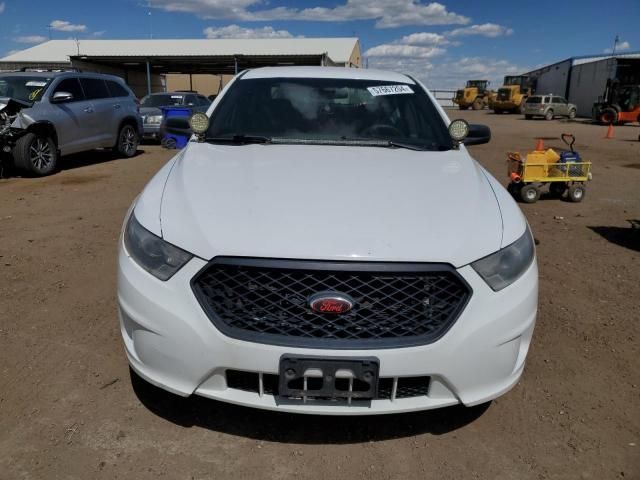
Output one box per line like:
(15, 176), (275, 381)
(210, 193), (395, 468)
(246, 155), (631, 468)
(523, 95), (577, 120)
(0, 71), (142, 176)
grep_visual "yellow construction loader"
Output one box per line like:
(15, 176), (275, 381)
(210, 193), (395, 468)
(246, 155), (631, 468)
(452, 80), (496, 110)
(493, 75), (534, 114)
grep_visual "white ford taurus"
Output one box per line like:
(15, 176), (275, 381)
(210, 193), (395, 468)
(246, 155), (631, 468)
(118, 67), (538, 415)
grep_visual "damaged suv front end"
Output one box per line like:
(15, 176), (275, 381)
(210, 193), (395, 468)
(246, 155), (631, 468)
(0, 75), (51, 173)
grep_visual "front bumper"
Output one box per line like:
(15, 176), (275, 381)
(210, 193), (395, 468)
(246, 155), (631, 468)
(117, 241), (538, 415)
(494, 101), (518, 110)
(142, 124), (161, 140)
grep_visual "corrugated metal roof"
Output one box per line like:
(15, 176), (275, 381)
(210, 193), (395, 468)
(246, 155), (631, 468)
(572, 51), (640, 66)
(0, 38), (359, 64)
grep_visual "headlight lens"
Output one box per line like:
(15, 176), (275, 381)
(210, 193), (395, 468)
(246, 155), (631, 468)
(471, 228), (535, 291)
(145, 114), (162, 125)
(124, 213), (192, 280)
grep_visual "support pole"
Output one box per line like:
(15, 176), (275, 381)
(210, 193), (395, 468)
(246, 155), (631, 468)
(189, 73), (193, 92)
(146, 60), (151, 96)
(234, 56), (238, 75)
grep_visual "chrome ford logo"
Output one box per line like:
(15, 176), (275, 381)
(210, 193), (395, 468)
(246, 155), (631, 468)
(308, 292), (355, 314)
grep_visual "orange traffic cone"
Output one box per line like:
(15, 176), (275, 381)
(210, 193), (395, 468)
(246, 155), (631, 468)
(605, 124), (614, 139)
(535, 138), (544, 151)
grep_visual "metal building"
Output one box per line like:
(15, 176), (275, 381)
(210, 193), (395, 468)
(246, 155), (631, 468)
(0, 38), (362, 97)
(524, 52), (640, 117)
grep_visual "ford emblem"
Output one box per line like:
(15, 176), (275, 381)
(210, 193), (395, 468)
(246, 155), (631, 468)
(308, 292), (355, 314)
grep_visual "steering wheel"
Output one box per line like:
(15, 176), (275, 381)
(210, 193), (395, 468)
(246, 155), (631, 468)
(362, 124), (403, 138)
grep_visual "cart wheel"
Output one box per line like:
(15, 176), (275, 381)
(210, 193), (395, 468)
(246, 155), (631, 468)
(520, 185), (540, 203)
(549, 182), (567, 198)
(567, 184), (586, 203)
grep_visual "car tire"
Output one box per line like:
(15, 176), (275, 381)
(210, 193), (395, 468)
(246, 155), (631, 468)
(519, 184), (540, 203)
(114, 124), (139, 158)
(524, 114), (533, 120)
(600, 108), (618, 125)
(549, 182), (567, 198)
(12, 132), (58, 176)
(472, 98), (483, 110)
(567, 184), (585, 203)
(568, 109), (577, 119)
(545, 109), (554, 121)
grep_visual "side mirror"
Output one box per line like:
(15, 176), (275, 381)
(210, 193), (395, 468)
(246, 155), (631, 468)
(51, 91), (74, 103)
(464, 124), (491, 146)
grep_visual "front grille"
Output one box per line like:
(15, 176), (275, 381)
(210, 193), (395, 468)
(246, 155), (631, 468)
(497, 88), (511, 101)
(192, 258), (471, 348)
(226, 369), (430, 400)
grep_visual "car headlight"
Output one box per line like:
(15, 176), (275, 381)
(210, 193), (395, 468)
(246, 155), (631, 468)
(471, 227), (535, 291)
(124, 213), (192, 280)
(145, 115), (162, 125)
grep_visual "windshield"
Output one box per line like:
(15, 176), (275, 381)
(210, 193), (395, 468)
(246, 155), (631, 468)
(0, 75), (52, 103)
(467, 80), (487, 89)
(206, 77), (453, 151)
(504, 76), (526, 86)
(141, 94), (184, 107)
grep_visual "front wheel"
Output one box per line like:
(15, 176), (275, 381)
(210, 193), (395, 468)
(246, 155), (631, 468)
(472, 98), (483, 110)
(520, 184), (540, 203)
(567, 184), (586, 203)
(568, 109), (577, 119)
(545, 109), (554, 121)
(12, 132), (58, 176)
(114, 124), (139, 158)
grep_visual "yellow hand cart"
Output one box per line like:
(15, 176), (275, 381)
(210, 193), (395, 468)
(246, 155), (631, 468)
(507, 134), (592, 203)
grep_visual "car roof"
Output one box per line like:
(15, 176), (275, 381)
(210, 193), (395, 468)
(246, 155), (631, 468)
(146, 92), (192, 96)
(241, 66), (416, 84)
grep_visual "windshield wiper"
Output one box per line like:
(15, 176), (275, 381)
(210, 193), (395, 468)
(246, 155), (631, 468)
(205, 134), (271, 145)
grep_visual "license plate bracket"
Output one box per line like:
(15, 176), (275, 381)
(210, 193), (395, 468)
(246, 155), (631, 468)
(278, 355), (379, 404)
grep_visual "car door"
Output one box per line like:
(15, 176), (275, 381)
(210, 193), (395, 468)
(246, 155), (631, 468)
(552, 97), (566, 116)
(79, 77), (115, 147)
(46, 77), (94, 155)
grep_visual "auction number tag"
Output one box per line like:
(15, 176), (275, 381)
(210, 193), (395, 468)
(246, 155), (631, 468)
(367, 85), (414, 96)
(26, 81), (48, 87)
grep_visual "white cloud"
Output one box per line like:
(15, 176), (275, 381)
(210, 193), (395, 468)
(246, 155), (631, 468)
(365, 44), (446, 58)
(367, 54), (527, 90)
(604, 40), (631, 53)
(204, 24), (295, 39)
(49, 20), (87, 32)
(447, 23), (514, 38)
(398, 32), (448, 46)
(92, 30), (106, 37)
(14, 35), (48, 44)
(151, 0), (469, 28)
(0, 2), (5, 14)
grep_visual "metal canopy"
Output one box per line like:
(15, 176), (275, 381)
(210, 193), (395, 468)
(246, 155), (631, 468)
(69, 54), (329, 75)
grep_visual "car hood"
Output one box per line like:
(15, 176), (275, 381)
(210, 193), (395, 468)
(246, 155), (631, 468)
(151, 143), (505, 267)
(139, 106), (162, 117)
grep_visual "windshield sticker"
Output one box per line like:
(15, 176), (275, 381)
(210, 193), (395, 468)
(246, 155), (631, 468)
(367, 85), (414, 96)
(29, 88), (43, 101)
(26, 81), (48, 87)
(171, 95), (182, 99)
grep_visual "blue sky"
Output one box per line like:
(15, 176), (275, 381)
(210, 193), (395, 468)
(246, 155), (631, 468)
(1, 0), (638, 88)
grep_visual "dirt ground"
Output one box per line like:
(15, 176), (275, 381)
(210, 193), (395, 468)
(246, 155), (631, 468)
(0, 112), (638, 480)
